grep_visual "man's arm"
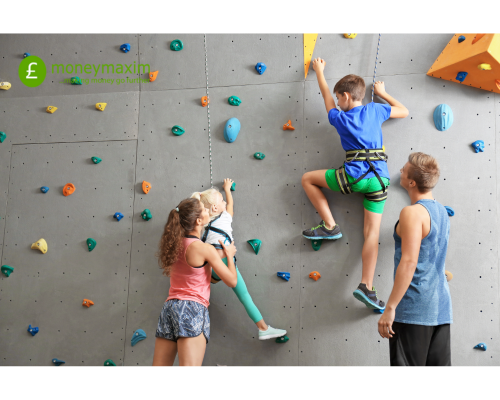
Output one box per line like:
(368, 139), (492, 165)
(373, 81), (409, 119)
(313, 58), (336, 113)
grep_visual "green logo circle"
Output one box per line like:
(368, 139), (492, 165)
(18, 56), (46, 87)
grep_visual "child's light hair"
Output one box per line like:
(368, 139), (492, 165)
(190, 187), (221, 218)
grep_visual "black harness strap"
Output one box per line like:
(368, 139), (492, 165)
(201, 215), (236, 262)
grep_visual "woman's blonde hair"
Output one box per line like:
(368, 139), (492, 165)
(407, 152), (440, 193)
(191, 187), (221, 218)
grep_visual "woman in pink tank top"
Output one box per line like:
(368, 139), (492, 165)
(152, 198), (238, 366)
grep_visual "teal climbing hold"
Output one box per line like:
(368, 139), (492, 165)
(70, 76), (83, 85)
(254, 152), (265, 160)
(474, 342), (487, 351)
(172, 125), (185, 136)
(1, 265), (14, 277)
(0, 131), (6, 143)
(230, 182), (236, 191)
(224, 118), (241, 143)
(104, 359), (116, 366)
(131, 329), (147, 346)
(141, 209), (152, 221)
(91, 157), (102, 164)
(228, 96), (242, 106)
(52, 358), (65, 366)
(433, 104), (453, 131)
(311, 239), (322, 251)
(170, 40), (184, 51)
(276, 335), (289, 344)
(87, 238), (97, 252)
(247, 239), (262, 254)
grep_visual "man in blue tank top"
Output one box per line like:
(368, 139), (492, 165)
(378, 152), (453, 366)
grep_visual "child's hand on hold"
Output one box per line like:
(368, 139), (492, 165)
(312, 58), (326, 74)
(374, 81), (386, 96)
(222, 178), (234, 192)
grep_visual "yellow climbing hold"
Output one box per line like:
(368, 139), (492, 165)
(478, 63), (492, 70)
(445, 270), (453, 281)
(96, 103), (107, 111)
(31, 238), (48, 254)
(46, 106), (58, 114)
(304, 34), (318, 79)
(0, 82), (11, 90)
(344, 33), (357, 39)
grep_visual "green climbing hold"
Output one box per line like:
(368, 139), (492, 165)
(276, 335), (289, 344)
(254, 152), (265, 160)
(1, 265), (14, 277)
(141, 209), (152, 221)
(247, 239), (262, 255)
(70, 76), (83, 85)
(170, 39), (184, 51)
(0, 131), (6, 143)
(230, 182), (236, 191)
(228, 96), (242, 106)
(172, 125), (185, 136)
(104, 359), (116, 366)
(91, 157), (102, 164)
(87, 238), (97, 252)
(311, 239), (322, 251)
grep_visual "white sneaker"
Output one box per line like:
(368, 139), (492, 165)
(258, 325), (287, 340)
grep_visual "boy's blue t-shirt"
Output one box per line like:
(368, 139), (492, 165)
(328, 102), (391, 180)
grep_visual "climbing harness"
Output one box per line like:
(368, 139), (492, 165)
(203, 34), (213, 187)
(371, 34), (381, 103)
(335, 148), (388, 202)
(201, 215), (236, 261)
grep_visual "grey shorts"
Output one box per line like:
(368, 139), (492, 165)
(155, 299), (210, 343)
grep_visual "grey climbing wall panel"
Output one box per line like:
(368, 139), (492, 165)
(0, 33), (499, 366)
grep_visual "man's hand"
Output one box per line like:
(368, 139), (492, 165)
(373, 81), (386, 97)
(378, 307), (396, 339)
(222, 178), (233, 192)
(312, 58), (326, 74)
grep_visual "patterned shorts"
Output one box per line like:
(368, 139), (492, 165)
(155, 299), (210, 343)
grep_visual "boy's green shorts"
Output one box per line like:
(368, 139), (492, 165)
(325, 169), (390, 214)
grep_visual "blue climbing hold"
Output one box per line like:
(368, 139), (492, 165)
(224, 118), (241, 143)
(113, 212), (124, 221)
(277, 272), (290, 281)
(120, 43), (131, 53)
(373, 308), (385, 314)
(255, 62), (267, 75)
(40, 186), (49, 193)
(131, 329), (147, 346)
(444, 206), (455, 217)
(472, 140), (484, 153)
(455, 71), (468, 82)
(52, 358), (65, 366)
(474, 342), (487, 351)
(24, 52), (31, 58)
(28, 324), (39, 336)
(433, 104), (453, 131)
(458, 35), (466, 43)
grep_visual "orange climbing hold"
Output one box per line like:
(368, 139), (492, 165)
(496, 80), (500, 90)
(149, 70), (159, 82)
(142, 180), (152, 194)
(472, 34), (485, 44)
(82, 299), (94, 307)
(445, 271), (453, 282)
(63, 183), (75, 197)
(201, 96), (209, 107)
(283, 120), (295, 131)
(309, 271), (321, 281)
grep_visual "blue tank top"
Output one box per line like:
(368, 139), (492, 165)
(393, 199), (453, 325)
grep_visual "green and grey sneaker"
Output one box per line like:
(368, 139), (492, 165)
(353, 283), (386, 310)
(259, 325), (287, 341)
(302, 220), (342, 240)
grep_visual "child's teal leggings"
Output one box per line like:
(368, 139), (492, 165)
(211, 257), (263, 324)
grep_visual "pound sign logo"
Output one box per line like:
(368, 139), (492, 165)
(19, 55), (46, 87)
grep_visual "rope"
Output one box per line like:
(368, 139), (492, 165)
(371, 34), (381, 103)
(203, 34), (213, 187)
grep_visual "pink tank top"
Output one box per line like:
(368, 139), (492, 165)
(166, 237), (211, 308)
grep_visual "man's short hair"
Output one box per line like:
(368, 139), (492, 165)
(333, 74), (366, 101)
(407, 152), (440, 193)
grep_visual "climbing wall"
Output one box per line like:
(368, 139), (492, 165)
(0, 33), (499, 366)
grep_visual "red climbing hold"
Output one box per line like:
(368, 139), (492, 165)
(283, 120), (295, 131)
(82, 299), (94, 307)
(201, 96), (209, 107)
(63, 183), (75, 197)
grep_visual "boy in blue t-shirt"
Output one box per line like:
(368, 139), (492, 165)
(302, 57), (409, 309)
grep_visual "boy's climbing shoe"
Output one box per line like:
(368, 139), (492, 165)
(353, 283), (385, 310)
(259, 326), (287, 341)
(302, 221), (342, 240)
